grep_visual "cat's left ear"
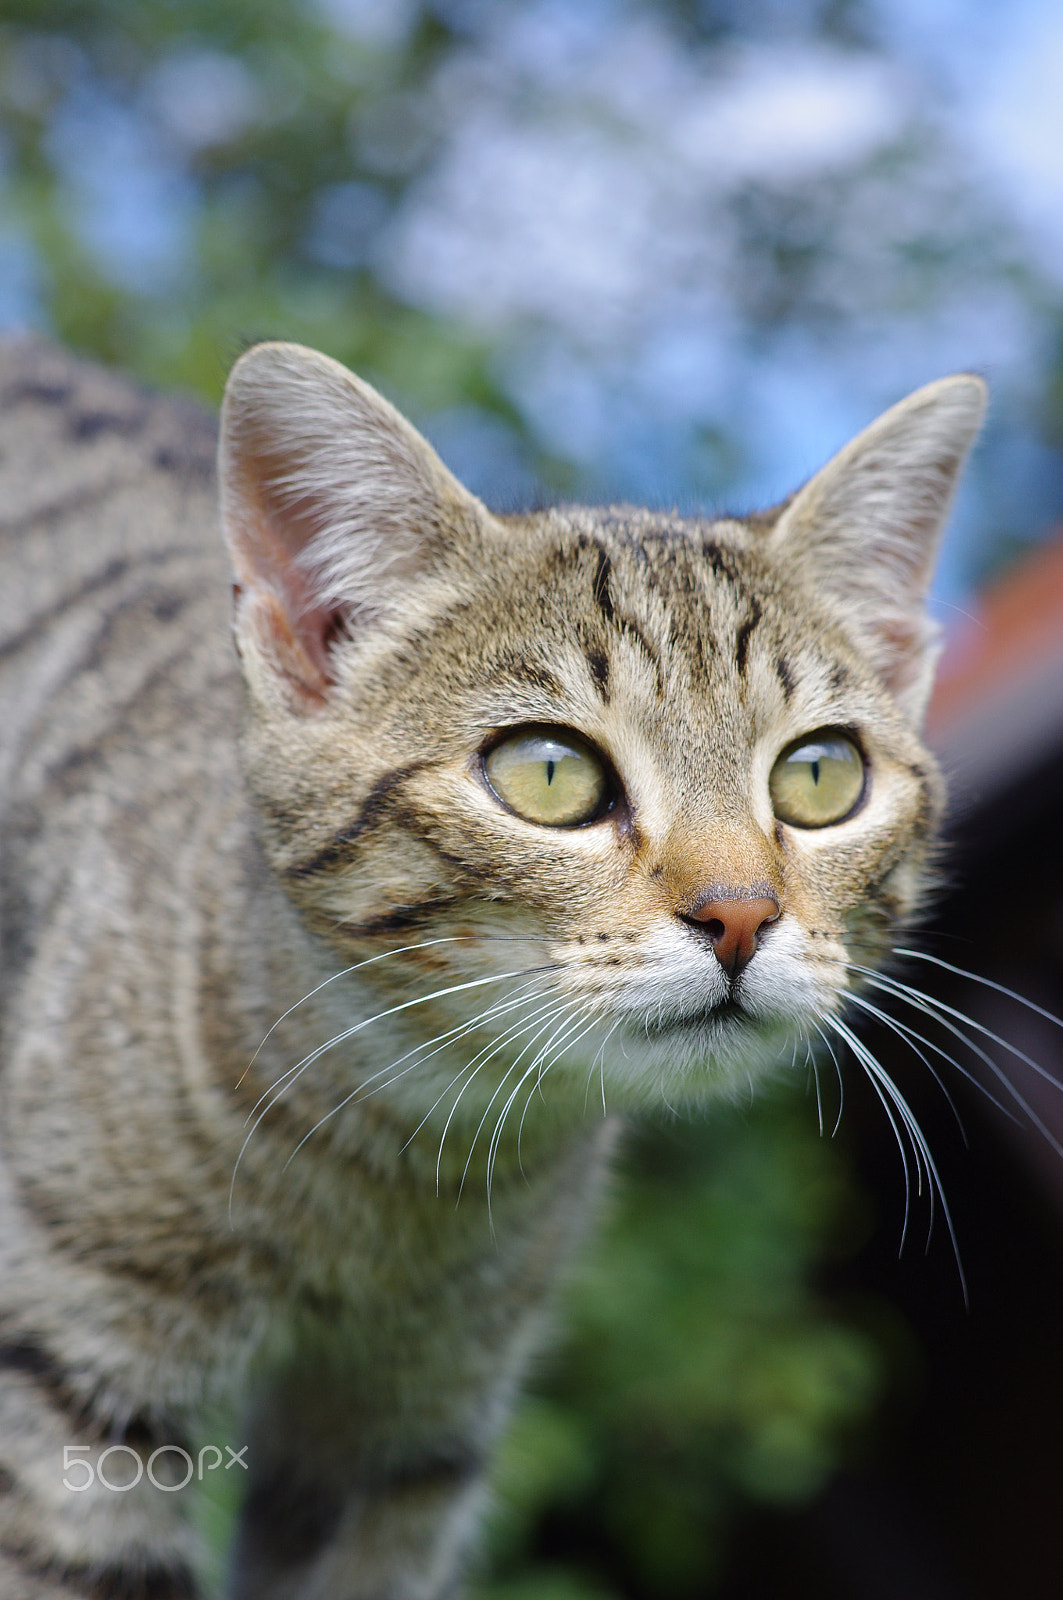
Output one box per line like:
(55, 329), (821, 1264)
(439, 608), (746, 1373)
(768, 374), (987, 723)
(220, 341), (484, 712)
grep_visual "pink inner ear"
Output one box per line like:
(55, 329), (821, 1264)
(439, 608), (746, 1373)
(227, 470), (341, 699)
(240, 589), (335, 712)
(278, 590), (339, 691)
(870, 610), (936, 718)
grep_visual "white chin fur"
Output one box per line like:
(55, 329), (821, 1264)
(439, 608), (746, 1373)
(541, 917), (839, 1110)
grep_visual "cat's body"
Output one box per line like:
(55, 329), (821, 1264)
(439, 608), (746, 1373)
(0, 337), (985, 1598)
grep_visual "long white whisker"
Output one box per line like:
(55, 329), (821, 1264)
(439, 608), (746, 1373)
(510, 1008), (605, 1183)
(245, 963), (554, 1129)
(828, 1015), (919, 1227)
(894, 949), (1063, 1032)
(803, 1038), (827, 1134)
(487, 1006), (601, 1217)
(380, 977), (556, 1116)
(826, 1014), (967, 1303)
(583, 1020), (620, 1118)
(236, 935), (552, 1085)
(854, 968), (1063, 1160)
(861, 967), (1063, 1093)
(799, 1032), (824, 1135)
(229, 964), (555, 1215)
(489, 992), (598, 1158)
(398, 986), (567, 1157)
(811, 1021), (845, 1137)
(482, 1054), (556, 1229)
(846, 992), (973, 1142)
(457, 999), (582, 1205)
(284, 980), (562, 1176)
(478, 999), (600, 1218)
(598, 1022), (615, 1117)
(530, 1001), (592, 1101)
(431, 994), (575, 1191)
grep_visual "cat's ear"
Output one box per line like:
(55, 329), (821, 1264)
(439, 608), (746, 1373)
(220, 341), (480, 711)
(768, 375), (987, 723)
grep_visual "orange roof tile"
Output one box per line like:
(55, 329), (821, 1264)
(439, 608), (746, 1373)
(926, 530), (1063, 808)
(928, 531), (1063, 738)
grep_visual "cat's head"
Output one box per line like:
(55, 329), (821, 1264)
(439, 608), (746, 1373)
(219, 344), (985, 1118)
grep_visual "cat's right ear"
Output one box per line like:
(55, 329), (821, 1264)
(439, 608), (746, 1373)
(766, 374), (987, 724)
(220, 342), (482, 713)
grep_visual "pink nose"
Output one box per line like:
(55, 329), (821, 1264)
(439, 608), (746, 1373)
(683, 894), (780, 978)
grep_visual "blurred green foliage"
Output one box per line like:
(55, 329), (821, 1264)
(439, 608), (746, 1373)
(0, 0), (515, 426)
(473, 1096), (887, 1597)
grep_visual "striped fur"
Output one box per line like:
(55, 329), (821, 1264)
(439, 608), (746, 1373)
(0, 338), (984, 1597)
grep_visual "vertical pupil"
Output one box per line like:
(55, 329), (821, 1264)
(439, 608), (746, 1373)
(545, 758), (556, 786)
(809, 758), (820, 786)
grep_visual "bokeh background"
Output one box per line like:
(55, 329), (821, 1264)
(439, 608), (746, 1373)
(3, 2), (1063, 1596)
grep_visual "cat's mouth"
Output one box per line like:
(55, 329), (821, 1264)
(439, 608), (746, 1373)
(643, 997), (752, 1036)
(711, 998), (748, 1023)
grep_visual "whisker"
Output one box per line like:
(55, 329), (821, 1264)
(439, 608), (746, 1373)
(483, 1003), (597, 1207)
(894, 949), (1063, 1032)
(512, 1008), (607, 1179)
(245, 963), (555, 1129)
(431, 994), (575, 1192)
(845, 992), (974, 1143)
(582, 1019), (620, 1119)
(228, 963), (556, 1216)
(487, 1006), (601, 1218)
(796, 1034), (824, 1134)
(384, 977), (557, 1112)
(825, 1014), (967, 1304)
(531, 1001), (593, 1100)
(399, 986), (567, 1156)
(811, 1022), (845, 1137)
(483, 1055), (554, 1230)
(853, 966), (1063, 1160)
(831, 1016), (917, 1188)
(457, 999), (582, 1206)
(235, 935), (552, 1086)
(803, 1038), (829, 1136)
(284, 980), (562, 1177)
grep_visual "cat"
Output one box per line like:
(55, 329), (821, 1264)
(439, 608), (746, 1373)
(0, 334), (986, 1599)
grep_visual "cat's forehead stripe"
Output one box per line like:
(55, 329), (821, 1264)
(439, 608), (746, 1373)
(584, 643), (610, 701)
(590, 542), (615, 625)
(553, 514), (787, 707)
(559, 531), (668, 700)
(733, 598), (762, 676)
(490, 652), (566, 699)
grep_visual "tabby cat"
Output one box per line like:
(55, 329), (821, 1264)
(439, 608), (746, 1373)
(0, 337), (985, 1599)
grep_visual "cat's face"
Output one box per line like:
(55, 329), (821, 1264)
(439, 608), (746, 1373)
(220, 345), (984, 1124)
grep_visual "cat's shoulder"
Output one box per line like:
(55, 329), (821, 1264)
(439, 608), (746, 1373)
(0, 342), (237, 804)
(0, 338), (220, 614)
(0, 336), (217, 520)
(0, 338), (226, 665)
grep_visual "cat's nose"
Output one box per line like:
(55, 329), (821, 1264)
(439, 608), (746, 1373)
(682, 893), (780, 978)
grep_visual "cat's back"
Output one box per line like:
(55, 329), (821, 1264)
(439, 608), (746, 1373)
(0, 340), (241, 1007)
(0, 336), (222, 623)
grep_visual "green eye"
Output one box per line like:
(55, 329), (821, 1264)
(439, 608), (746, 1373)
(769, 731), (866, 828)
(483, 729), (609, 827)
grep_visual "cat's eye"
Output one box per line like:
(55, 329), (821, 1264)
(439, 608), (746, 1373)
(483, 728), (610, 827)
(769, 730), (866, 828)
